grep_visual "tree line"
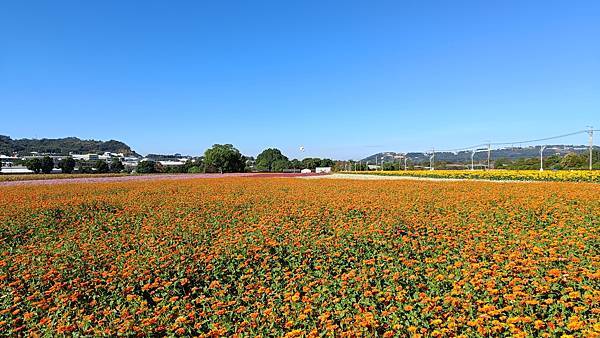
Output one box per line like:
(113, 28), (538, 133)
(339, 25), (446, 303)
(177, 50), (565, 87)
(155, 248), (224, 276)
(137, 145), (336, 174)
(18, 144), (336, 174)
(22, 156), (125, 174)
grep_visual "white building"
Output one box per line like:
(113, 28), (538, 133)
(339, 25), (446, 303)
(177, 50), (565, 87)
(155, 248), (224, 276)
(0, 166), (33, 174)
(158, 160), (185, 167)
(71, 153), (99, 161)
(315, 167), (332, 174)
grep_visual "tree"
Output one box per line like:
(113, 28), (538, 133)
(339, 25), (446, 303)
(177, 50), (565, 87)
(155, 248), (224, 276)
(561, 153), (585, 169)
(58, 157), (76, 174)
(204, 144), (244, 173)
(110, 158), (125, 173)
(25, 158), (42, 174)
(94, 160), (109, 173)
(136, 160), (157, 173)
(301, 158), (321, 170)
(40, 156), (54, 174)
(256, 148), (288, 172)
(290, 159), (303, 171)
(271, 159), (291, 172)
(187, 166), (203, 173)
(319, 158), (334, 167)
(77, 160), (93, 174)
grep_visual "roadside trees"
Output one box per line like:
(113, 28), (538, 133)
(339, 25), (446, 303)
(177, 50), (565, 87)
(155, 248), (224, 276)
(40, 156), (54, 174)
(256, 148), (288, 172)
(204, 144), (245, 173)
(59, 157), (76, 174)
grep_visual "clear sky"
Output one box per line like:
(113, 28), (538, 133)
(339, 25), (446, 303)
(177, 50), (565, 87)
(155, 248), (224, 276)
(1, 1), (598, 159)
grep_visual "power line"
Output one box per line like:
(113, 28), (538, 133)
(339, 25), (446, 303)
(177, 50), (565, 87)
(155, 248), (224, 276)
(490, 130), (589, 146)
(419, 129), (599, 154)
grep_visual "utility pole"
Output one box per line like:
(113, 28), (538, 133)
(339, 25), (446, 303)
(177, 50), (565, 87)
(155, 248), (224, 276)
(429, 148), (435, 171)
(404, 156), (407, 171)
(539, 145), (547, 171)
(587, 126), (594, 171)
(471, 149), (476, 171)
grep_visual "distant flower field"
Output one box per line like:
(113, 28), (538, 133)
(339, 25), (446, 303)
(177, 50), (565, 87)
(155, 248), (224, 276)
(348, 170), (600, 182)
(0, 178), (598, 336)
(0, 173), (129, 182)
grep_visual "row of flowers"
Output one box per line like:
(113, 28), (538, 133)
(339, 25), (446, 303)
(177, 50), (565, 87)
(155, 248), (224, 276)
(347, 170), (600, 182)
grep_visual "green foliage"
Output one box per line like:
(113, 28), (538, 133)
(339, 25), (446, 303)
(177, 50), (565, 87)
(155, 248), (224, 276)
(25, 158), (42, 174)
(187, 166), (203, 173)
(77, 160), (93, 174)
(561, 153), (586, 169)
(204, 144), (245, 173)
(58, 157), (76, 174)
(109, 159), (125, 173)
(94, 160), (110, 173)
(271, 159), (291, 172)
(495, 151), (599, 170)
(319, 158), (334, 167)
(289, 159), (303, 169)
(301, 158), (320, 170)
(136, 161), (157, 174)
(256, 148), (288, 172)
(0, 135), (137, 156)
(301, 158), (335, 170)
(40, 156), (55, 174)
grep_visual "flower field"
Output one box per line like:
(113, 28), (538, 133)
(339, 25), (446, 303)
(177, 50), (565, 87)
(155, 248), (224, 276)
(347, 170), (600, 182)
(0, 173), (129, 182)
(1, 178), (599, 337)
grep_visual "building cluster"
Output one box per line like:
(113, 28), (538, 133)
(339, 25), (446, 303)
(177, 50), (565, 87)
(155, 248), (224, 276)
(0, 152), (193, 174)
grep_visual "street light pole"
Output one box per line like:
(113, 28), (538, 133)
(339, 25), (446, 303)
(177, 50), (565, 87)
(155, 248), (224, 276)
(471, 150), (476, 171)
(429, 148), (435, 171)
(487, 143), (491, 170)
(539, 145), (547, 171)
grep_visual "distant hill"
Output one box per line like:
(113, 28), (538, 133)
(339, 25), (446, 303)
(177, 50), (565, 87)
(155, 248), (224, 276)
(0, 135), (139, 157)
(362, 145), (598, 164)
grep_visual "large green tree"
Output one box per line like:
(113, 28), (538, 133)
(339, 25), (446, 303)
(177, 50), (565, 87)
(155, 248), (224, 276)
(110, 158), (125, 173)
(136, 160), (157, 173)
(40, 156), (55, 174)
(94, 160), (109, 173)
(271, 159), (291, 172)
(58, 157), (76, 174)
(301, 158), (321, 170)
(204, 144), (245, 173)
(256, 148), (288, 172)
(25, 158), (42, 173)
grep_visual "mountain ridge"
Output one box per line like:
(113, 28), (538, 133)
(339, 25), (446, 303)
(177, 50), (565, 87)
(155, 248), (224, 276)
(361, 145), (598, 163)
(0, 135), (139, 157)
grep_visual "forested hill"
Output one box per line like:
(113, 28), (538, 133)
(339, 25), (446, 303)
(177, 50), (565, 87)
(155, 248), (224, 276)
(0, 135), (139, 156)
(362, 145), (598, 164)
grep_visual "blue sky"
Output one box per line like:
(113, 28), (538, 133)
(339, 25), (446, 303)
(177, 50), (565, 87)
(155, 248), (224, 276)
(1, 1), (598, 159)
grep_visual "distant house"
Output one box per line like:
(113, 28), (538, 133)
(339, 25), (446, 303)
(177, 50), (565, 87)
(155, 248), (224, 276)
(367, 165), (381, 170)
(300, 168), (312, 174)
(315, 167), (332, 174)
(0, 166), (33, 174)
(0, 154), (20, 168)
(158, 160), (185, 167)
(71, 153), (99, 161)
